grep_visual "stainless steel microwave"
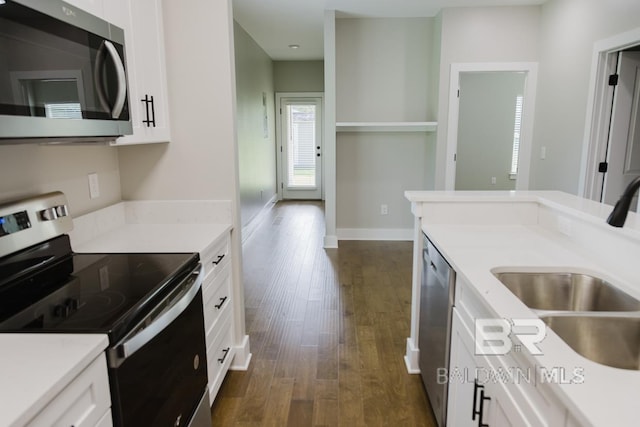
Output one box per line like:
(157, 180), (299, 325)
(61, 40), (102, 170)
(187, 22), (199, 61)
(0, 0), (132, 143)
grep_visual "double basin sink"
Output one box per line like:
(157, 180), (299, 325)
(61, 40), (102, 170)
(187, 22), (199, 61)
(493, 271), (640, 370)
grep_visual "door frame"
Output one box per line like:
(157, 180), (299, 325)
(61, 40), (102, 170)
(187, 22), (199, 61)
(579, 27), (640, 201)
(444, 62), (539, 191)
(275, 92), (325, 200)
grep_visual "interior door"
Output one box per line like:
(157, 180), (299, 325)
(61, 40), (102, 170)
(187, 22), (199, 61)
(602, 51), (640, 210)
(454, 72), (527, 191)
(279, 97), (323, 200)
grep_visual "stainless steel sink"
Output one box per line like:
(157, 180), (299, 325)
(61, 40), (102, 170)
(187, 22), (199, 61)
(492, 271), (640, 312)
(541, 315), (640, 370)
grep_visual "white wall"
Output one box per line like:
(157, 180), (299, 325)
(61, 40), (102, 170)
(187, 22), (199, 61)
(234, 22), (277, 227)
(335, 18), (435, 237)
(530, 0), (640, 194)
(118, 0), (238, 203)
(0, 145), (121, 216)
(336, 18), (434, 122)
(434, 6), (541, 189)
(273, 61), (324, 93)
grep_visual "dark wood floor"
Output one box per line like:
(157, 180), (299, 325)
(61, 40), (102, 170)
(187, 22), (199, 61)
(211, 201), (436, 426)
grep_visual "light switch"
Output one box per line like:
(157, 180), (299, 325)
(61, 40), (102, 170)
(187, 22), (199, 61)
(88, 173), (100, 199)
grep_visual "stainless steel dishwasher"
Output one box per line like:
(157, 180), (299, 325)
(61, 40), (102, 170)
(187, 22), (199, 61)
(418, 233), (456, 427)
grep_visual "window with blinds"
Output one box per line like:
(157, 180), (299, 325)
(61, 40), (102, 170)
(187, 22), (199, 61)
(287, 105), (316, 188)
(44, 102), (82, 119)
(510, 95), (524, 178)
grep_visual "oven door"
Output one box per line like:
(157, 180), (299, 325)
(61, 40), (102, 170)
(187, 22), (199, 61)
(107, 266), (210, 427)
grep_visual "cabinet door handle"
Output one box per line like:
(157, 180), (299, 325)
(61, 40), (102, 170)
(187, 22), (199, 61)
(217, 347), (230, 363)
(212, 254), (225, 265)
(472, 379), (491, 427)
(214, 296), (228, 309)
(142, 94), (156, 127)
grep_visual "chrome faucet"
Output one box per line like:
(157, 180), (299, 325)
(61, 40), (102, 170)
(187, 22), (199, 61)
(607, 176), (640, 227)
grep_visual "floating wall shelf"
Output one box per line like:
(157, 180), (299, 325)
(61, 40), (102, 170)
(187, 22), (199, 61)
(335, 121), (438, 132)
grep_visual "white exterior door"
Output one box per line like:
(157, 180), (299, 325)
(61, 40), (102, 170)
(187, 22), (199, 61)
(278, 96), (323, 200)
(603, 51), (640, 210)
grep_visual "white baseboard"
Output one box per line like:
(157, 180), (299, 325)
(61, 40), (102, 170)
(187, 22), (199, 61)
(323, 234), (338, 248)
(230, 334), (252, 371)
(241, 195), (277, 245)
(337, 228), (413, 241)
(404, 338), (421, 374)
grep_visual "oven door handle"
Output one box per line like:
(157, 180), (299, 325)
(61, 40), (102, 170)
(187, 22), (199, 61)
(108, 265), (203, 367)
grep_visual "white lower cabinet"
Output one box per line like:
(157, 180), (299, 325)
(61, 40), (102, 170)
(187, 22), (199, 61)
(448, 310), (545, 427)
(447, 278), (568, 427)
(200, 232), (234, 404)
(27, 353), (111, 427)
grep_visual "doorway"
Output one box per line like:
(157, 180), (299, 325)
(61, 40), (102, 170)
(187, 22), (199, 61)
(584, 48), (640, 209)
(276, 93), (324, 200)
(455, 71), (527, 190)
(445, 63), (538, 190)
(580, 28), (640, 206)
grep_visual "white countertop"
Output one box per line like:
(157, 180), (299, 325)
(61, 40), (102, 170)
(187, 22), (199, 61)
(0, 334), (108, 427)
(406, 191), (640, 427)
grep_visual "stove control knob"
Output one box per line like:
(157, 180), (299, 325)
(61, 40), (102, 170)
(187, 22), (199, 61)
(55, 205), (69, 217)
(39, 208), (58, 221)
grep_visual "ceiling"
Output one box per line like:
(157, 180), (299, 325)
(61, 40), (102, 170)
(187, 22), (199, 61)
(232, 0), (547, 61)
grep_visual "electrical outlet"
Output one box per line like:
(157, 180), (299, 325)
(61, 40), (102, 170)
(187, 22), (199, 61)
(541, 146), (547, 160)
(380, 204), (388, 215)
(491, 177), (497, 185)
(88, 173), (100, 199)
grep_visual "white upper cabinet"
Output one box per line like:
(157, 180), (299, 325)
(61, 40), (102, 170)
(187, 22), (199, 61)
(64, 0), (104, 19)
(104, 0), (171, 145)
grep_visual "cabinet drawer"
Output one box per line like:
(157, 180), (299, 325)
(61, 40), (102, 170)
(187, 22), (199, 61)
(207, 315), (234, 403)
(203, 263), (232, 335)
(201, 234), (230, 278)
(27, 354), (111, 427)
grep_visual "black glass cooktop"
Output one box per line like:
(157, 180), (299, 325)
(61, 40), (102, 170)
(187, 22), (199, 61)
(0, 235), (199, 343)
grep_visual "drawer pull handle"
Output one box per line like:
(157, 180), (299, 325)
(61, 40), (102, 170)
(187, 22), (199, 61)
(218, 347), (230, 364)
(472, 379), (491, 427)
(212, 254), (225, 265)
(214, 296), (228, 309)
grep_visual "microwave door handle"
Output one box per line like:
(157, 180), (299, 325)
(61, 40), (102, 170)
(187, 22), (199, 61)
(102, 40), (127, 119)
(108, 266), (204, 367)
(93, 41), (111, 114)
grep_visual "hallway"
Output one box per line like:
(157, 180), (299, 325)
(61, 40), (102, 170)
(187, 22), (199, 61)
(211, 201), (436, 426)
